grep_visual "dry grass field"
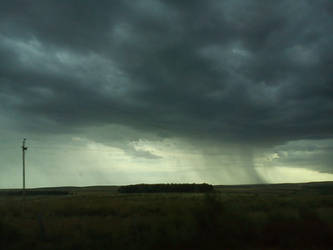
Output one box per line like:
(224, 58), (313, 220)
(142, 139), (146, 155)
(1, 182), (333, 250)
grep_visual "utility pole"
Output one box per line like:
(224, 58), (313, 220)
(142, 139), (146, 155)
(22, 138), (28, 196)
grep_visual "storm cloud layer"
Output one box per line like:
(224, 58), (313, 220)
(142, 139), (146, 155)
(1, 0), (333, 186)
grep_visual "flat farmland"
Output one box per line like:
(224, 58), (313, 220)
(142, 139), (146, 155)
(1, 182), (333, 250)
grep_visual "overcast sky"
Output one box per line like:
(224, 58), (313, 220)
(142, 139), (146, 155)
(1, 0), (333, 188)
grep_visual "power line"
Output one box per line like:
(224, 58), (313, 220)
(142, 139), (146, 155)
(29, 145), (127, 154)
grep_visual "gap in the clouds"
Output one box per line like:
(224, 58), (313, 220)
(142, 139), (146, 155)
(257, 166), (333, 183)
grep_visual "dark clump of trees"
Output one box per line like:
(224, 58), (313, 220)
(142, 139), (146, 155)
(118, 183), (214, 193)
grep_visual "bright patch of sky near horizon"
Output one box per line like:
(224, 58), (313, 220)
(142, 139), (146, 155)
(1, 137), (332, 188)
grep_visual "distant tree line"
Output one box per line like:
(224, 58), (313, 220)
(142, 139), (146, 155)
(118, 183), (214, 193)
(0, 190), (70, 196)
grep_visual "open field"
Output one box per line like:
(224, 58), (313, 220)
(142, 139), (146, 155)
(1, 182), (333, 249)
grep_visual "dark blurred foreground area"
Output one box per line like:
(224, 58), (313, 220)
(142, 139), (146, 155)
(0, 182), (333, 249)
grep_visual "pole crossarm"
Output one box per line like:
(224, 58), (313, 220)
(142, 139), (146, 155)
(22, 138), (28, 150)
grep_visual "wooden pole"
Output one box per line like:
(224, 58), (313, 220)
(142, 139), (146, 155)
(22, 138), (27, 197)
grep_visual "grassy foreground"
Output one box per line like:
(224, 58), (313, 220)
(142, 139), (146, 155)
(0, 182), (333, 250)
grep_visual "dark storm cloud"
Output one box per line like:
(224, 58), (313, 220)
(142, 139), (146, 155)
(1, 0), (333, 146)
